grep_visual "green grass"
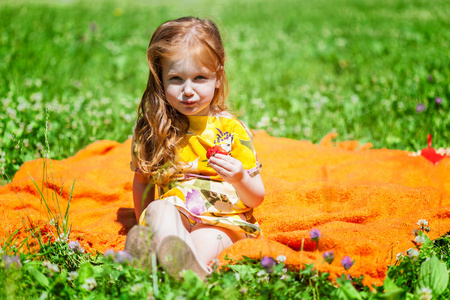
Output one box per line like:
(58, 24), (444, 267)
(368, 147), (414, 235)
(2, 212), (450, 299)
(1, 0), (450, 297)
(1, 0), (449, 180)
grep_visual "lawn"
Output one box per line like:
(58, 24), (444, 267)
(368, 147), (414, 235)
(1, 0), (450, 298)
(1, 0), (449, 179)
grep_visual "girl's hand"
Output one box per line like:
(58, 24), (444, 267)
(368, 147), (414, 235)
(208, 154), (245, 184)
(209, 153), (265, 208)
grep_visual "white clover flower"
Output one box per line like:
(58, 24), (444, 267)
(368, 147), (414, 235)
(280, 274), (289, 280)
(407, 248), (420, 260)
(68, 271), (78, 281)
(130, 283), (144, 293)
(256, 270), (266, 277)
(124, 114), (132, 123)
(26, 124), (33, 133)
(81, 277), (97, 291)
(55, 233), (69, 243)
(257, 116), (271, 128)
(43, 261), (60, 273)
(17, 103), (27, 112)
(417, 286), (433, 300)
(257, 276), (269, 283)
(2, 97), (12, 107)
(68, 240), (85, 254)
(30, 92), (43, 102)
(415, 235), (426, 244)
(417, 219), (428, 226)
(251, 98), (265, 109)
(234, 273), (240, 281)
(276, 255), (287, 263)
(6, 108), (17, 119)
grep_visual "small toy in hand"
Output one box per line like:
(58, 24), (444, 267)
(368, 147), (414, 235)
(206, 145), (229, 159)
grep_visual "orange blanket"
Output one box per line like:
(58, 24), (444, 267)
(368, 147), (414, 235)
(1, 132), (449, 287)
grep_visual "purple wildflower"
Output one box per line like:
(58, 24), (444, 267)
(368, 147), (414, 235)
(435, 97), (442, 104)
(104, 249), (133, 264)
(2, 255), (22, 269)
(323, 251), (335, 264)
(341, 256), (354, 270)
(89, 22), (97, 33)
(416, 104), (426, 113)
(309, 228), (321, 242)
(185, 190), (206, 216)
(261, 256), (276, 273)
(104, 249), (116, 259)
(115, 250), (133, 264)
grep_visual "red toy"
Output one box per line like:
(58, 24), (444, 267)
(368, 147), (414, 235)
(206, 145), (229, 159)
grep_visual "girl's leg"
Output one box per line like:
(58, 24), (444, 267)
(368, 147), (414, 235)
(124, 225), (154, 268)
(144, 201), (211, 278)
(190, 224), (247, 266)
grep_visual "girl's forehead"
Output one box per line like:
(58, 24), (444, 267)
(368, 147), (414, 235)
(163, 55), (214, 73)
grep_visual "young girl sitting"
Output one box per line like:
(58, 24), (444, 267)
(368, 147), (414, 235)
(125, 16), (265, 279)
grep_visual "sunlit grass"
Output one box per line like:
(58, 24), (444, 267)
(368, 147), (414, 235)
(1, 2), (450, 296)
(1, 0), (449, 180)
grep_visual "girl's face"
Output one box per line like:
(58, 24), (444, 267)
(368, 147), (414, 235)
(162, 56), (220, 116)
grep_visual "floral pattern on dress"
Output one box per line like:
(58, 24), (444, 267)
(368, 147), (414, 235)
(132, 115), (262, 237)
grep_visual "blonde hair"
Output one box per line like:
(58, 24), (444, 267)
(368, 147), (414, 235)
(135, 17), (229, 185)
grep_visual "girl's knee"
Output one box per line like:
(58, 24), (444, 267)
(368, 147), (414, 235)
(145, 200), (176, 215)
(144, 201), (178, 223)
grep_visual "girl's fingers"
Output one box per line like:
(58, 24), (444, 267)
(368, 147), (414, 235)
(209, 154), (239, 171)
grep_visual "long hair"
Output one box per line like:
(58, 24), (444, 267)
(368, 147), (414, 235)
(135, 17), (229, 185)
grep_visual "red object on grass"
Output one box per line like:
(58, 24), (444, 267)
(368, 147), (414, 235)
(206, 145), (229, 159)
(421, 134), (445, 164)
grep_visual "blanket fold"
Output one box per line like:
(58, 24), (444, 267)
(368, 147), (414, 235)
(1, 132), (449, 287)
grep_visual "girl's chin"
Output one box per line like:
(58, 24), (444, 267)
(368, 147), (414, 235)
(177, 105), (211, 116)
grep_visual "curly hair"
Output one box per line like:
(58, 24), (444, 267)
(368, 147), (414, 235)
(134, 17), (229, 185)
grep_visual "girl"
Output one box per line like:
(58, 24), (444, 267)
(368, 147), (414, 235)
(125, 16), (265, 279)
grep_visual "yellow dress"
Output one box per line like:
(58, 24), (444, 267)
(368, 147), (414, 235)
(131, 115), (262, 237)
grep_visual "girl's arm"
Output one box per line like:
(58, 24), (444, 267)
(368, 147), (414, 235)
(133, 172), (155, 222)
(208, 154), (265, 208)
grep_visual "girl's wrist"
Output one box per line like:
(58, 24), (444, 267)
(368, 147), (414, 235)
(230, 171), (250, 188)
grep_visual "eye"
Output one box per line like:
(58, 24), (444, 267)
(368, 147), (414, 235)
(194, 75), (208, 81)
(169, 76), (182, 82)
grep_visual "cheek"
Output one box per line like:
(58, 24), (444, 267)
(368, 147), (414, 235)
(165, 84), (180, 98)
(198, 83), (217, 98)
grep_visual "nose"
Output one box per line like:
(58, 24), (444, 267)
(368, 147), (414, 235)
(182, 81), (194, 96)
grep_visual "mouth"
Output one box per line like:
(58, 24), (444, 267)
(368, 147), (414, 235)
(182, 101), (196, 106)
